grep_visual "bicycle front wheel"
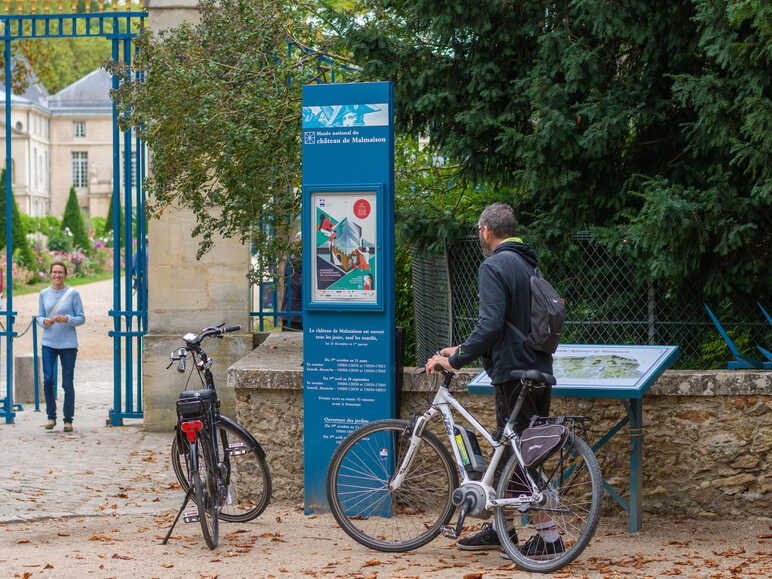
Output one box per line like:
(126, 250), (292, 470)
(326, 419), (458, 553)
(215, 421), (272, 522)
(190, 440), (219, 550)
(171, 420), (272, 522)
(495, 431), (602, 573)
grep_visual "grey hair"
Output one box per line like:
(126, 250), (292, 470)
(477, 202), (516, 238)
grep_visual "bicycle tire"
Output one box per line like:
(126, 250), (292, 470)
(171, 420), (272, 522)
(495, 431), (602, 573)
(196, 440), (219, 549)
(326, 419), (458, 553)
(189, 440), (219, 549)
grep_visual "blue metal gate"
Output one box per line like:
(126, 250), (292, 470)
(0, 10), (147, 425)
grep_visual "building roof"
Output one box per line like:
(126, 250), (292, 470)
(48, 68), (112, 116)
(0, 56), (50, 112)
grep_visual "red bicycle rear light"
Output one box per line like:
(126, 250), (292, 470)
(181, 420), (203, 442)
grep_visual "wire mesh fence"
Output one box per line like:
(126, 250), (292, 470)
(412, 235), (771, 370)
(410, 250), (452, 364)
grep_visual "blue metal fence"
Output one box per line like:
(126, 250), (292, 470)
(0, 11), (147, 425)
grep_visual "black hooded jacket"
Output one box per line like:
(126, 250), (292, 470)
(448, 239), (553, 384)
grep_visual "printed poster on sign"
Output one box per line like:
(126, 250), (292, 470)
(312, 192), (377, 303)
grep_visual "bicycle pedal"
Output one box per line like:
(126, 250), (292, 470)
(440, 525), (459, 539)
(182, 509), (200, 523)
(227, 442), (248, 456)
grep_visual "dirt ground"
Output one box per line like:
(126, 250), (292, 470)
(3, 280), (771, 578)
(1, 508), (770, 579)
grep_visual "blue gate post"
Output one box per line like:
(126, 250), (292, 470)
(122, 35), (134, 420)
(109, 26), (124, 425)
(32, 318), (40, 412)
(1, 26), (16, 424)
(107, 20), (146, 425)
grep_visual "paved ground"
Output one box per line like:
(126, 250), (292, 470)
(1, 280), (770, 577)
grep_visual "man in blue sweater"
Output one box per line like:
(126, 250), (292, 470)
(37, 261), (85, 432)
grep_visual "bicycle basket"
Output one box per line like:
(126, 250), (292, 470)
(519, 423), (569, 467)
(176, 389), (215, 421)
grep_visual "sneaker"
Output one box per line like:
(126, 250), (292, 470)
(457, 523), (518, 551)
(43, 421), (56, 430)
(516, 534), (565, 560)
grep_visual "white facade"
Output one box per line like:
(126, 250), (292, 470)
(0, 68), (132, 219)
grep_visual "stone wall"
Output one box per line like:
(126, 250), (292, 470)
(228, 334), (771, 517)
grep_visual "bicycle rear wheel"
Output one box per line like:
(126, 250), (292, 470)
(495, 431), (602, 573)
(326, 419), (458, 552)
(190, 440), (220, 550)
(215, 421), (271, 522)
(171, 420), (271, 522)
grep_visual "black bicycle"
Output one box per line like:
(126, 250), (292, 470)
(162, 323), (272, 549)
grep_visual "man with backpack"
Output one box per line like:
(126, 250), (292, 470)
(425, 202), (563, 555)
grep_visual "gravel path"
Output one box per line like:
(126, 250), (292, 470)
(1, 279), (770, 577)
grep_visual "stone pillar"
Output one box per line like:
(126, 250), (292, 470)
(142, 0), (253, 431)
(14, 354), (41, 405)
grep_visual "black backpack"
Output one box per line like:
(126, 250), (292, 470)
(507, 268), (566, 354)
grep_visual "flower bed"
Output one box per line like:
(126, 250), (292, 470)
(1, 231), (118, 290)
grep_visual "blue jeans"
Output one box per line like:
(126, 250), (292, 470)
(42, 346), (77, 423)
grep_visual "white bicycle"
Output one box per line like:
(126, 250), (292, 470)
(326, 367), (602, 573)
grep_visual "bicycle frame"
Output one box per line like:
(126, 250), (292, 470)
(390, 381), (544, 511)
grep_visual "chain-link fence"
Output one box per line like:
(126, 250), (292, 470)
(412, 235), (771, 369)
(410, 250), (452, 363)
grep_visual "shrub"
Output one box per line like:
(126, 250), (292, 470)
(47, 228), (73, 253)
(0, 169), (35, 266)
(90, 216), (106, 236)
(61, 187), (91, 252)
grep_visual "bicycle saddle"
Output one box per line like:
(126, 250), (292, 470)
(509, 369), (556, 385)
(179, 389), (216, 401)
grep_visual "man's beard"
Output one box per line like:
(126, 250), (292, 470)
(479, 231), (492, 257)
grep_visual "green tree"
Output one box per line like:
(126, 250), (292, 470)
(0, 169), (34, 266)
(61, 187), (91, 251)
(112, 0), (350, 263)
(103, 189), (125, 242)
(325, 0), (771, 299)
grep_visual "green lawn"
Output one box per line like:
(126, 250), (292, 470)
(12, 270), (117, 296)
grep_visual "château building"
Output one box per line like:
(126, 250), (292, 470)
(0, 67), (133, 219)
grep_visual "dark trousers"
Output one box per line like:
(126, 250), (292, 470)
(42, 346), (77, 423)
(493, 379), (552, 486)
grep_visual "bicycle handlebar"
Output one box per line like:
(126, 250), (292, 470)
(185, 323), (241, 346)
(167, 323), (241, 371)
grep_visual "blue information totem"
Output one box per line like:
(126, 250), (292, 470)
(301, 82), (395, 512)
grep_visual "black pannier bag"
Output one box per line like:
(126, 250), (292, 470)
(176, 389), (215, 421)
(519, 423), (569, 467)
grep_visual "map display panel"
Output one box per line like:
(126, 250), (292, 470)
(468, 344), (680, 399)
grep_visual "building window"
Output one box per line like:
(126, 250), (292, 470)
(72, 152), (89, 188)
(73, 121), (86, 138)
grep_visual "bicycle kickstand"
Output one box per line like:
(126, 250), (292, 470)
(161, 487), (194, 545)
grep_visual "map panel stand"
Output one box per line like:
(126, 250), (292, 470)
(468, 344), (680, 532)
